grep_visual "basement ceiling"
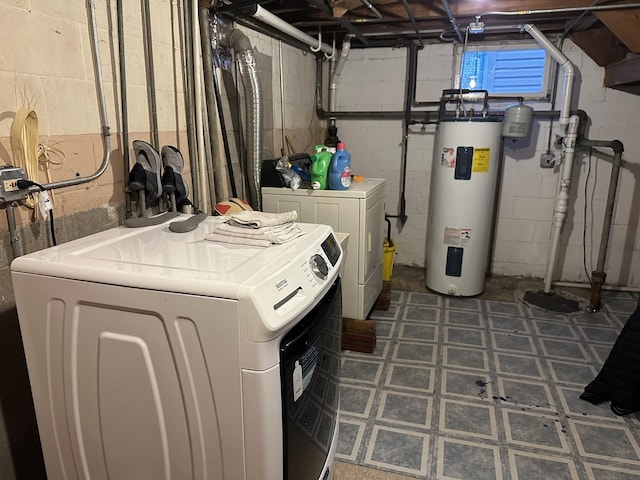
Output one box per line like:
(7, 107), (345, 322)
(218, 0), (640, 92)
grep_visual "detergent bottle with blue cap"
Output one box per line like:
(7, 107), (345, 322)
(310, 144), (331, 190)
(328, 142), (351, 190)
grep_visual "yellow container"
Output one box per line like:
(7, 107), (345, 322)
(382, 238), (396, 281)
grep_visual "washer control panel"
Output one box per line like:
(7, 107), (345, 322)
(309, 254), (328, 280)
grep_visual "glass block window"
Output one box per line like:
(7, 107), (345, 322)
(457, 44), (550, 98)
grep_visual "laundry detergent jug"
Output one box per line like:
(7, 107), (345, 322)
(328, 142), (351, 190)
(310, 144), (332, 190)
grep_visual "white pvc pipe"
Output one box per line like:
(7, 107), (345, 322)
(329, 34), (353, 111)
(524, 24), (574, 126)
(523, 24), (580, 293)
(544, 115), (580, 292)
(253, 5), (334, 55)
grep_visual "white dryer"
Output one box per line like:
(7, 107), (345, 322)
(11, 215), (343, 480)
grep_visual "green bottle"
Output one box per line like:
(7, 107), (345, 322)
(310, 144), (332, 190)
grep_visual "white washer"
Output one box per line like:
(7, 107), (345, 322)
(11, 216), (343, 480)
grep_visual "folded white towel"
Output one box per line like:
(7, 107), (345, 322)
(204, 233), (270, 247)
(227, 210), (297, 228)
(214, 222), (304, 244)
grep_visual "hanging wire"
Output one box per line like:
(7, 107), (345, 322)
(582, 147), (596, 285)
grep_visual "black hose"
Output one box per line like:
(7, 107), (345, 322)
(182, 0), (200, 210)
(212, 66), (238, 198)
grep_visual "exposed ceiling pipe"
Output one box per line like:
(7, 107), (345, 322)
(305, 0), (369, 45)
(484, 3), (640, 16)
(329, 34), (354, 112)
(441, 0), (463, 42)
(400, 0), (423, 46)
(252, 5), (334, 55)
(524, 24), (573, 126)
(352, 0), (383, 23)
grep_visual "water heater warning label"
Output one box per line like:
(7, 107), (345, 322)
(472, 148), (490, 172)
(444, 228), (471, 246)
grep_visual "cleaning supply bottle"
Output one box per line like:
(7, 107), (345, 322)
(310, 144), (332, 190)
(328, 142), (351, 190)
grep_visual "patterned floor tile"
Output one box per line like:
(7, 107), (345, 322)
(406, 292), (442, 307)
(398, 323), (438, 342)
(555, 386), (623, 422)
(577, 325), (620, 344)
(403, 306), (440, 323)
(531, 319), (578, 339)
(494, 352), (544, 379)
(391, 341), (437, 365)
(485, 300), (525, 317)
(538, 338), (590, 361)
(337, 288), (640, 479)
(508, 449), (580, 480)
(570, 420), (640, 464)
(491, 331), (537, 354)
(364, 426), (430, 476)
(340, 384), (376, 418)
(441, 369), (493, 400)
(445, 326), (486, 347)
(341, 358), (384, 384)
(376, 391), (433, 429)
(497, 377), (556, 411)
(385, 364), (435, 393)
(437, 437), (503, 480)
(584, 462), (640, 480)
(546, 359), (599, 386)
(445, 309), (485, 328)
(439, 399), (498, 440)
(503, 409), (570, 452)
(444, 346), (489, 371)
(487, 314), (530, 334)
(336, 419), (366, 461)
(445, 297), (482, 311)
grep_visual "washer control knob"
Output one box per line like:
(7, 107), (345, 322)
(309, 254), (328, 280)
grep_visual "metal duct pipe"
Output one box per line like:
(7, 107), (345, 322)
(329, 34), (354, 112)
(441, 0), (463, 42)
(253, 5), (334, 55)
(219, 28), (264, 210)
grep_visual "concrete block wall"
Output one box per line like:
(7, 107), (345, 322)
(334, 40), (640, 288)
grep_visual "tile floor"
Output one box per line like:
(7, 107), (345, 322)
(334, 288), (640, 480)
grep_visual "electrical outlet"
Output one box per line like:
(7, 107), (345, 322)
(0, 166), (28, 203)
(540, 152), (556, 168)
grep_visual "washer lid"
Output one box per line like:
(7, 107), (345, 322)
(11, 216), (334, 300)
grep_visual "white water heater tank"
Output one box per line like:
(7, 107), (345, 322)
(426, 119), (503, 296)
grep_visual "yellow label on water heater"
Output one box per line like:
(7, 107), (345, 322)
(472, 148), (490, 173)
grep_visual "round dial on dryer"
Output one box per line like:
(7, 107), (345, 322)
(309, 254), (329, 280)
